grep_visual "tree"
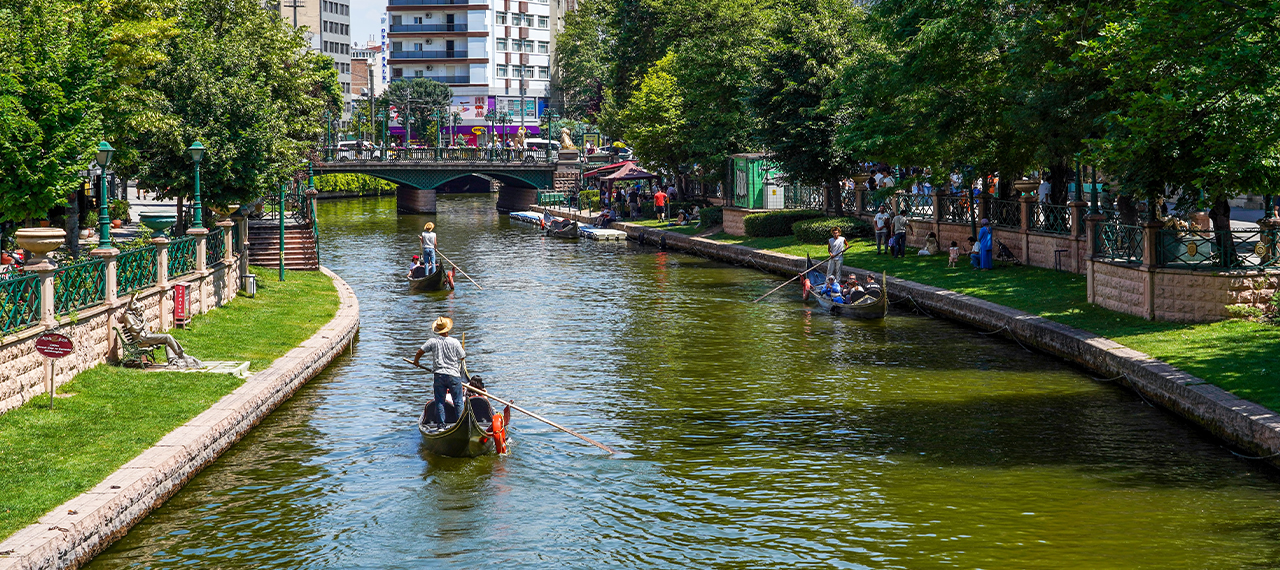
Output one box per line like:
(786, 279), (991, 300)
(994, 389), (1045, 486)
(615, 53), (686, 177)
(0, 0), (107, 225)
(379, 78), (453, 143)
(748, 0), (864, 213)
(554, 0), (610, 120)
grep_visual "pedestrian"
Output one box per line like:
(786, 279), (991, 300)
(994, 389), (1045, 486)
(653, 186), (668, 221)
(827, 227), (847, 280)
(420, 222), (438, 273)
(413, 317), (467, 428)
(976, 218), (994, 270)
(873, 206), (890, 254)
(890, 209), (911, 258)
(628, 187), (640, 219)
(948, 241), (960, 268)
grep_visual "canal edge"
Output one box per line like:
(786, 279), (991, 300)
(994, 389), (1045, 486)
(0, 267), (360, 570)
(534, 206), (1280, 467)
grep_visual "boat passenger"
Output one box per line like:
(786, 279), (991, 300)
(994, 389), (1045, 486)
(408, 256), (427, 279)
(817, 275), (845, 304)
(420, 222), (438, 273)
(413, 317), (467, 428)
(843, 276), (866, 303)
(863, 273), (883, 298)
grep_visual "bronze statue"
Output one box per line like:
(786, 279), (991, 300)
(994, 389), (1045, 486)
(559, 127), (577, 150)
(119, 292), (202, 369)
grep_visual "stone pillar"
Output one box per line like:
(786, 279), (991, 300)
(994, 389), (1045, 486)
(189, 227), (209, 273)
(218, 220), (236, 265)
(1068, 200), (1087, 272)
(1140, 220), (1164, 320)
(90, 247), (120, 305)
(36, 266), (56, 327)
(396, 185), (437, 214)
(14, 228), (65, 327)
(978, 192), (991, 223)
(1019, 194), (1036, 265)
(854, 187), (866, 217)
(233, 214), (249, 279)
(153, 236), (170, 288)
(1084, 211), (1105, 304)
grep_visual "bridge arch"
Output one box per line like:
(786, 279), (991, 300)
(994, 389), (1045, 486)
(311, 161), (564, 214)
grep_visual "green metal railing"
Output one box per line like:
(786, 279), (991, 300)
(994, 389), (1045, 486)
(117, 246), (157, 295)
(857, 191), (876, 214)
(1031, 203), (1072, 235)
(783, 185), (824, 210)
(1094, 223), (1144, 264)
(345, 147), (555, 164)
(168, 236), (198, 277)
(0, 272), (40, 335)
(1156, 229), (1280, 270)
(989, 199), (1021, 229)
(938, 196), (974, 224)
(537, 191), (568, 207)
(54, 257), (106, 315)
(206, 228), (226, 267)
(896, 193), (934, 219)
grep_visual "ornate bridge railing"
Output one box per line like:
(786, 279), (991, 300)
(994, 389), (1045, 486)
(168, 236), (198, 278)
(1031, 203), (1072, 235)
(0, 272), (40, 335)
(117, 246), (158, 295)
(1156, 229), (1280, 270)
(989, 199), (1021, 229)
(54, 257), (106, 315)
(323, 147), (555, 165)
(783, 185), (824, 211)
(1094, 223), (1144, 264)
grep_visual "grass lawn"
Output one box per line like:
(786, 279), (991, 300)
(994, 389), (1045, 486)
(0, 267), (339, 540)
(711, 233), (1280, 408)
(629, 218), (703, 235)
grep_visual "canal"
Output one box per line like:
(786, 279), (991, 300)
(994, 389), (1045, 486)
(87, 194), (1280, 569)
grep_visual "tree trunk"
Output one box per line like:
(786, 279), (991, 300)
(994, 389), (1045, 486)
(830, 180), (844, 217)
(1048, 159), (1069, 205)
(1209, 197), (1231, 231)
(1116, 195), (1139, 225)
(175, 195), (185, 236)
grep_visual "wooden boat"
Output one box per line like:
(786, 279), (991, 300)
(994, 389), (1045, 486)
(408, 264), (454, 291)
(801, 262), (888, 320)
(545, 219), (579, 239)
(418, 364), (511, 458)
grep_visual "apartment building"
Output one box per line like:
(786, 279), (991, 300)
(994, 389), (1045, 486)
(384, 0), (560, 144)
(274, 0), (354, 119)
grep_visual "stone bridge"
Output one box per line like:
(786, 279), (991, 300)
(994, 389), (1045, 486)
(312, 148), (580, 213)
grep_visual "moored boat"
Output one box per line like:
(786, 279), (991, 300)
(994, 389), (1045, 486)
(408, 265), (454, 291)
(801, 264), (888, 320)
(546, 219), (579, 239)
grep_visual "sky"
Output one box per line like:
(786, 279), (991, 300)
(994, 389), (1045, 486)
(350, 0), (384, 47)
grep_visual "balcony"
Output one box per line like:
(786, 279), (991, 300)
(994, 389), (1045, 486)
(392, 75), (473, 84)
(389, 23), (468, 32)
(388, 0), (478, 5)
(389, 50), (469, 59)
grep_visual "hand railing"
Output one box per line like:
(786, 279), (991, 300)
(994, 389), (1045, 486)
(0, 272), (40, 335)
(784, 185), (824, 211)
(1031, 203), (1072, 235)
(117, 245), (158, 295)
(896, 193), (934, 219)
(206, 227), (226, 267)
(54, 257), (106, 315)
(167, 235), (198, 278)
(1156, 228), (1280, 270)
(937, 195), (975, 224)
(1094, 223), (1144, 264)
(989, 199), (1021, 229)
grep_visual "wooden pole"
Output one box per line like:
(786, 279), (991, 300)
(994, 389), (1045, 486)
(752, 243), (852, 303)
(433, 249), (483, 290)
(403, 358), (615, 454)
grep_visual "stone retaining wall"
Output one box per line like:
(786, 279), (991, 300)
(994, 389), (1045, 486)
(536, 205), (1280, 469)
(0, 261), (242, 416)
(0, 267), (359, 570)
(1088, 259), (1279, 322)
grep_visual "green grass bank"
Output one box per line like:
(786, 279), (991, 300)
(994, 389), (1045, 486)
(0, 267), (339, 540)
(711, 233), (1279, 408)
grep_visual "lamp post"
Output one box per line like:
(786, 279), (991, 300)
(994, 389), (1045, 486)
(544, 108), (559, 143)
(451, 112), (462, 146)
(95, 141), (115, 250)
(187, 141), (206, 228)
(380, 111), (389, 160)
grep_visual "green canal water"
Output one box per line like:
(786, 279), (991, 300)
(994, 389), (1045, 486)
(86, 195), (1280, 569)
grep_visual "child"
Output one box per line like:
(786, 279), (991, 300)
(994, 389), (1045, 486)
(948, 241), (960, 268)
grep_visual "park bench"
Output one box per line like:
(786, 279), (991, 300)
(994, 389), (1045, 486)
(114, 326), (161, 369)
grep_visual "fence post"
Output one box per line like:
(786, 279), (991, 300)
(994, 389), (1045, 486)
(36, 266), (56, 328)
(190, 227), (208, 273)
(1084, 211), (1104, 304)
(153, 236), (170, 288)
(218, 220), (236, 265)
(91, 248), (120, 306)
(978, 192), (991, 224)
(1019, 194), (1036, 265)
(1140, 220), (1163, 319)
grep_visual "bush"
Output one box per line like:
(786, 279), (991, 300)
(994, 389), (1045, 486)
(699, 206), (723, 228)
(792, 217), (875, 244)
(743, 209), (824, 237)
(1226, 304), (1265, 320)
(578, 189), (600, 211)
(313, 174), (396, 194)
(108, 200), (131, 222)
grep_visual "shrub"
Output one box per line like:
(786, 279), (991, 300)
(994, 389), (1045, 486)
(743, 209), (824, 237)
(699, 206), (723, 228)
(108, 200), (131, 222)
(1226, 304), (1265, 320)
(578, 189), (600, 211)
(792, 217), (874, 244)
(313, 174), (396, 194)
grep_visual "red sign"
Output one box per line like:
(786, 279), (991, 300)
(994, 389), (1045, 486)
(174, 283), (189, 324)
(35, 333), (73, 359)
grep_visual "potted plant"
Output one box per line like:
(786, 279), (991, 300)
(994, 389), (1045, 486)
(109, 200), (131, 228)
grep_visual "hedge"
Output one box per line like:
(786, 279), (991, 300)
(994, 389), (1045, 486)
(579, 189), (600, 211)
(792, 216), (874, 244)
(313, 173), (396, 194)
(743, 209), (825, 237)
(699, 206), (723, 228)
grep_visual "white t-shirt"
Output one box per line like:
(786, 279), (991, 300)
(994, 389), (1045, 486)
(419, 336), (466, 376)
(829, 236), (847, 257)
(420, 231), (437, 250)
(873, 212), (890, 232)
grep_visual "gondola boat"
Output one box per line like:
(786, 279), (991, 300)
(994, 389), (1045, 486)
(408, 265), (454, 291)
(545, 219), (580, 239)
(418, 364), (511, 458)
(801, 260), (888, 320)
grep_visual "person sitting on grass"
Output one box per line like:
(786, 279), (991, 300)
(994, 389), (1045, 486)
(918, 231), (939, 256)
(967, 235), (981, 268)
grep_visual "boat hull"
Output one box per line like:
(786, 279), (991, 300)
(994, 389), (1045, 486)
(408, 266), (451, 291)
(417, 398), (499, 458)
(546, 221), (580, 239)
(803, 269), (888, 320)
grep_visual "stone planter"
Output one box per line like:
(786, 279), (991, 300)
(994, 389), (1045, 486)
(15, 227), (66, 268)
(1012, 180), (1040, 197)
(139, 212), (177, 235)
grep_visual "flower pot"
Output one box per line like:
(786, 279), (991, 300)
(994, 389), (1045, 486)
(15, 227), (66, 268)
(138, 212), (177, 235)
(1012, 180), (1041, 197)
(111, 219), (123, 229)
(38, 220), (50, 227)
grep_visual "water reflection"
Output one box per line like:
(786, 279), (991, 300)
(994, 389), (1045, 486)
(85, 194), (1280, 570)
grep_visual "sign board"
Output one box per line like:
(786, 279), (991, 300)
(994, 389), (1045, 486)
(35, 333), (73, 359)
(174, 283), (191, 326)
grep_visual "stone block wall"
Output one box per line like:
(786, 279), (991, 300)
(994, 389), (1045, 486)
(723, 207), (772, 236)
(0, 259), (242, 416)
(1089, 260), (1278, 322)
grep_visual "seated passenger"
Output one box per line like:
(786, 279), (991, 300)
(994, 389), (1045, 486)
(843, 277), (867, 303)
(407, 256), (427, 279)
(817, 276), (845, 303)
(863, 274), (883, 297)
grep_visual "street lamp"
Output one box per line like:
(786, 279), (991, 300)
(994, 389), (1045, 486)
(544, 108), (559, 143)
(187, 141), (205, 228)
(451, 112), (462, 146)
(95, 141), (115, 250)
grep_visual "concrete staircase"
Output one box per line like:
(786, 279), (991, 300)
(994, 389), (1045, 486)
(247, 221), (319, 270)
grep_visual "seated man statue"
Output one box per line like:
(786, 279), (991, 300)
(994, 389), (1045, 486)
(119, 293), (202, 369)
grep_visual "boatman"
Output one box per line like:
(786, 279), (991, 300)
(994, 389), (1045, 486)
(413, 316), (467, 427)
(420, 222), (438, 273)
(827, 227), (847, 281)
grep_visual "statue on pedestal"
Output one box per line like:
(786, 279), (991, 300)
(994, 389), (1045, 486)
(119, 293), (202, 369)
(559, 127), (577, 150)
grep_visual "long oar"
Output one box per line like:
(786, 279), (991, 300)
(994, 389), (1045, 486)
(752, 243), (852, 303)
(402, 358), (616, 454)
(433, 250), (483, 290)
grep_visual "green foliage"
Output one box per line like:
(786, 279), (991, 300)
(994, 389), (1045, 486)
(379, 78), (453, 142)
(743, 209), (823, 237)
(313, 174), (395, 194)
(608, 53), (685, 178)
(792, 216), (873, 244)
(1226, 304), (1265, 320)
(554, 0), (610, 119)
(115, 225), (153, 251)
(108, 200), (131, 222)
(578, 189), (600, 211)
(699, 206), (723, 228)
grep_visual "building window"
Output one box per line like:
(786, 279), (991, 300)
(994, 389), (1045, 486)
(496, 38), (507, 51)
(496, 65), (508, 77)
(524, 14), (535, 26)
(392, 41), (403, 51)
(537, 41), (548, 54)
(526, 40), (536, 53)
(414, 42), (423, 51)
(537, 15), (548, 28)
(415, 69), (423, 77)
(393, 67), (403, 78)
(495, 11), (506, 24)
(538, 66), (548, 78)
(413, 16), (422, 24)
(511, 66), (523, 78)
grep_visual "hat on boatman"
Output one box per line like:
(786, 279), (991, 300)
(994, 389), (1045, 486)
(424, 222), (435, 231)
(432, 316), (453, 335)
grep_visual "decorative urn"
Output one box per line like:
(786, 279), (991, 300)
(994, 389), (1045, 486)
(15, 227), (66, 269)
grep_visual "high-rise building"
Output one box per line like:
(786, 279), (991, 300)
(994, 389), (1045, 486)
(273, 0), (354, 120)
(384, 0), (562, 145)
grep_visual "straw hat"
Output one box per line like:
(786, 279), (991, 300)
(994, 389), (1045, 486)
(432, 316), (453, 335)
(424, 222), (435, 231)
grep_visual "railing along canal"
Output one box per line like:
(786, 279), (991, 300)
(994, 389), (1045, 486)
(54, 257), (106, 315)
(0, 272), (40, 335)
(1094, 223), (1144, 264)
(1031, 203), (1072, 235)
(118, 245), (158, 295)
(1156, 229), (1280, 270)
